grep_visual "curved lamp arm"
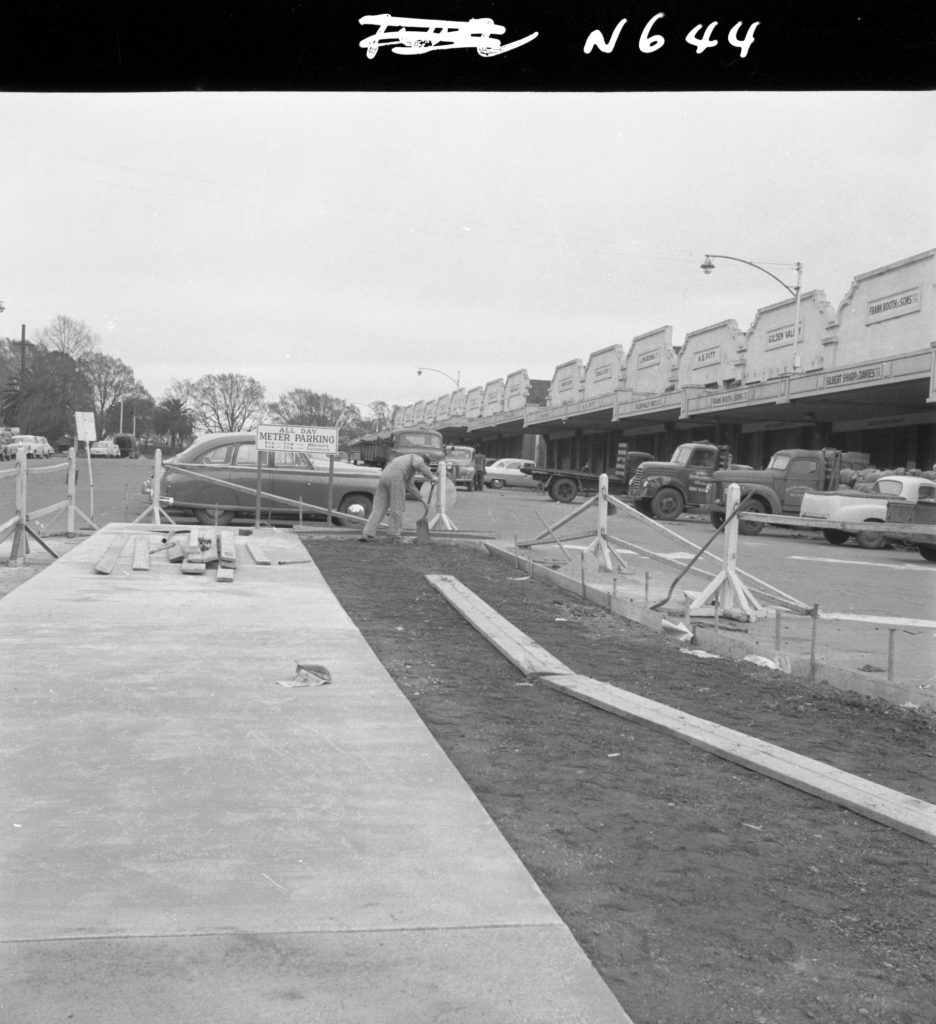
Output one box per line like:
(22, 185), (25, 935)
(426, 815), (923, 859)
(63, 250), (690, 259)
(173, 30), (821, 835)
(417, 366), (461, 388)
(701, 254), (801, 298)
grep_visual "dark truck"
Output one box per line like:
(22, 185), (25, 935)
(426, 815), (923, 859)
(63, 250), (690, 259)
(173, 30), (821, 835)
(527, 444), (654, 503)
(706, 448), (870, 535)
(348, 428), (445, 471)
(629, 441), (733, 520)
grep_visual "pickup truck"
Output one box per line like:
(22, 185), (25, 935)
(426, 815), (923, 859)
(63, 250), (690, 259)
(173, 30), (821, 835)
(886, 495), (936, 562)
(706, 448), (869, 536)
(800, 475), (936, 549)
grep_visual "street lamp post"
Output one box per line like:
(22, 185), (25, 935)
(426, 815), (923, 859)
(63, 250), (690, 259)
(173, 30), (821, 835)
(417, 366), (461, 389)
(701, 254), (804, 371)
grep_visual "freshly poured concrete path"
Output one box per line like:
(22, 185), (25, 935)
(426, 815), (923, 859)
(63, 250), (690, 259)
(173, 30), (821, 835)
(0, 524), (633, 1023)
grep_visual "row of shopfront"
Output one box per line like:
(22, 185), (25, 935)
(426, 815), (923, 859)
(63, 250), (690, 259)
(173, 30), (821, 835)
(394, 249), (936, 473)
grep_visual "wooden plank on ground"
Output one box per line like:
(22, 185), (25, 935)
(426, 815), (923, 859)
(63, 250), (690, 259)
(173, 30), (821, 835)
(426, 573), (936, 846)
(131, 535), (151, 571)
(165, 538), (186, 563)
(216, 565), (235, 583)
(186, 529), (203, 563)
(246, 541), (271, 565)
(93, 536), (128, 575)
(218, 529), (236, 566)
(426, 574), (571, 678)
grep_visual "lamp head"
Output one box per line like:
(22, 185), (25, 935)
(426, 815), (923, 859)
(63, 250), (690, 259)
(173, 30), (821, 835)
(700, 256), (716, 276)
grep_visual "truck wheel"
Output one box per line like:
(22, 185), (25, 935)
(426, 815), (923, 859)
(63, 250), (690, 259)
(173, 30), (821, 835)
(549, 478), (578, 503)
(650, 488), (684, 521)
(855, 521), (885, 550)
(336, 493), (373, 526)
(635, 498), (653, 517)
(709, 511), (725, 529)
(822, 529), (850, 546)
(737, 497), (767, 535)
(918, 544), (936, 562)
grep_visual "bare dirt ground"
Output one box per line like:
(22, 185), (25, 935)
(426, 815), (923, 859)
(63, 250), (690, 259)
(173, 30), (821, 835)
(308, 536), (935, 1024)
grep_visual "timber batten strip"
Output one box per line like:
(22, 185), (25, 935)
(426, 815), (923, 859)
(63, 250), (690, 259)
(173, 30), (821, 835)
(131, 535), (150, 571)
(425, 574), (936, 845)
(93, 536), (128, 575)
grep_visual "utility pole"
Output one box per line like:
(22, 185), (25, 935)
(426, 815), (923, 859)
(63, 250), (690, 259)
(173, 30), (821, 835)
(18, 324), (26, 427)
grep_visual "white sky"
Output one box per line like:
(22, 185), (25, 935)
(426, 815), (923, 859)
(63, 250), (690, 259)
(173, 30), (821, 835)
(2, 91), (933, 414)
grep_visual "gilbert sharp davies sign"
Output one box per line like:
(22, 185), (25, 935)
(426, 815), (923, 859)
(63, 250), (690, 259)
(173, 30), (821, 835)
(257, 424), (339, 455)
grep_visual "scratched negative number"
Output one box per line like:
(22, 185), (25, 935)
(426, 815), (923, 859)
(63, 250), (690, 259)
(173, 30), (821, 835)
(359, 14), (538, 58)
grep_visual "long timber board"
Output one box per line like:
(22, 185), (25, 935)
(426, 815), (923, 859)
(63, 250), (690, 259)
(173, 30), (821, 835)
(425, 574), (936, 845)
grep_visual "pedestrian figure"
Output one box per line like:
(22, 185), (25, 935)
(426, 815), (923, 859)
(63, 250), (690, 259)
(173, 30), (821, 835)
(361, 452), (437, 542)
(472, 450), (487, 491)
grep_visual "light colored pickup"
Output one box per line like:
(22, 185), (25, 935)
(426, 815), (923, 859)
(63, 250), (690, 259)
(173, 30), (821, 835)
(800, 475), (936, 549)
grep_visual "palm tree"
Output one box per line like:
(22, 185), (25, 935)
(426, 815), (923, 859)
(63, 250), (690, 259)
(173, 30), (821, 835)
(153, 397), (195, 451)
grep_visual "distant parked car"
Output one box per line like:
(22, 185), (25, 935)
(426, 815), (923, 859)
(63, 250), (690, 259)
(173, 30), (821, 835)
(443, 446), (477, 489)
(145, 431), (382, 526)
(484, 458), (538, 489)
(3, 434), (46, 459)
(90, 439), (121, 458)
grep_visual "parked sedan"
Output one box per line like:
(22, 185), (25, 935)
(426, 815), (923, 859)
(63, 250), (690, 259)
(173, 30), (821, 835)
(148, 432), (382, 526)
(484, 458), (539, 489)
(90, 439), (121, 458)
(3, 435), (46, 459)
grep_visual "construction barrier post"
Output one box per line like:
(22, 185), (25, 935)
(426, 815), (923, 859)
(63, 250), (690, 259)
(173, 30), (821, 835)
(8, 448), (29, 566)
(66, 448), (78, 536)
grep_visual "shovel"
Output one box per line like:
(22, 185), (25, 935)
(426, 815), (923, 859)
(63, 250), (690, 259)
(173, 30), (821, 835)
(415, 483), (435, 544)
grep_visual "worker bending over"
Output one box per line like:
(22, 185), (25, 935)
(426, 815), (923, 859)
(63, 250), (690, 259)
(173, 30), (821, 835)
(361, 452), (436, 543)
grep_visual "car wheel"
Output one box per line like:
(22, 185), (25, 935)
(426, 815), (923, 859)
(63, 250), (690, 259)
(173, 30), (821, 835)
(918, 544), (936, 562)
(336, 493), (373, 526)
(488, 479), (504, 489)
(855, 521), (885, 549)
(710, 511), (725, 529)
(650, 487), (685, 521)
(195, 508), (235, 526)
(822, 529), (850, 546)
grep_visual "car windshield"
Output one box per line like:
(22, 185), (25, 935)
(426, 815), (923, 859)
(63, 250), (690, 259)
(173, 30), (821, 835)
(399, 432), (441, 448)
(446, 448), (474, 463)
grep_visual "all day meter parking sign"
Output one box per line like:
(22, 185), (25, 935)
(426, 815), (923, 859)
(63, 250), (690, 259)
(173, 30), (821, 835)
(256, 423), (339, 455)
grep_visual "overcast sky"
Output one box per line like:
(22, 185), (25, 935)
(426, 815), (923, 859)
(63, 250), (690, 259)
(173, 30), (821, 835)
(2, 91), (933, 415)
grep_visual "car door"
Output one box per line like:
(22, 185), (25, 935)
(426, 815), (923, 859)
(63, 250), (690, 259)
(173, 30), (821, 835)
(782, 456), (821, 512)
(268, 450), (328, 515)
(229, 441), (276, 514)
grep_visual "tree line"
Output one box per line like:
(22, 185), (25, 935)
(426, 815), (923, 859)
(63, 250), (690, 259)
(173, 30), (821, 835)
(1, 314), (391, 452)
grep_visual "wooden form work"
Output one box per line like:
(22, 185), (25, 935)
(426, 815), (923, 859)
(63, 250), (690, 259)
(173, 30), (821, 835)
(425, 573), (936, 846)
(93, 527), (237, 583)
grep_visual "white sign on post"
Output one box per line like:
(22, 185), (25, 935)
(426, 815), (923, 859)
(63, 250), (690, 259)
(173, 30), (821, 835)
(75, 411), (97, 443)
(256, 424), (339, 455)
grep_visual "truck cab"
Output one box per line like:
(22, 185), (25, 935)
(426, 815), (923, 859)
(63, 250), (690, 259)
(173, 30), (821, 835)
(707, 448), (848, 534)
(629, 442), (731, 520)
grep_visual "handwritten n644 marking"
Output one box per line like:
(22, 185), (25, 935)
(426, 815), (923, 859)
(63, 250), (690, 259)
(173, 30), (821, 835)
(359, 14), (538, 58)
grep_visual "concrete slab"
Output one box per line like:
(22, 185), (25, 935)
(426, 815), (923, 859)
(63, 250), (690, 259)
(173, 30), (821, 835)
(0, 525), (632, 1022)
